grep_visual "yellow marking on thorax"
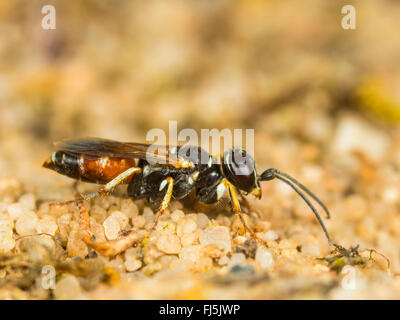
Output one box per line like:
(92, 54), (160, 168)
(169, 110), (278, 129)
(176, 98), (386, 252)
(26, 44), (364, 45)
(172, 159), (195, 169)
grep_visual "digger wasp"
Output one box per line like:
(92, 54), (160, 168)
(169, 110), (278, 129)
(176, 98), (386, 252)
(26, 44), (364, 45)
(43, 137), (332, 256)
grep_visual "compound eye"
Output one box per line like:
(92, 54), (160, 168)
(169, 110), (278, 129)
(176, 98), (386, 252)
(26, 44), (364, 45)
(230, 149), (254, 176)
(223, 149), (256, 192)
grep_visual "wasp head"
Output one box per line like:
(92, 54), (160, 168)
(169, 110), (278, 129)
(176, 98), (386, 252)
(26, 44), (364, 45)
(222, 148), (261, 199)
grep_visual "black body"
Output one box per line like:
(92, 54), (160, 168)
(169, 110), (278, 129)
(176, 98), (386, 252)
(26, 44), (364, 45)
(128, 146), (226, 206)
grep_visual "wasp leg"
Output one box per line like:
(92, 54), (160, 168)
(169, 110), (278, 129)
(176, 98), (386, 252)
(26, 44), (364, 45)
(77, 201), (142, 257)
(52, 167), (142, 206)
(151, 177), (174, 231)
(220, 179), (264, 244)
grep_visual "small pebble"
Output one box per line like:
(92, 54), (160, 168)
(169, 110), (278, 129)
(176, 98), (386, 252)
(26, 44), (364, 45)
(143, 207), (154, 223)
(180, 232), (198, 247)
(33, 235), (56, 253)
(48, 203), (69, 218)
(179, 245), (201, 264)
(125, 247), (138, 259)
(254, 220), (271, 232)
(202, 243), (223, 258)
(382, 186), (399, 205)
(91, 205), (107, 223)
(0, 178), (22, 198)
(169, 201), (184, 212)
(0, 202), (7, 214)
(185, 213), (198, 222)
(0, 226), (15, 253)
(301, 242), (321, 257)
(132, 215), (146, 229)
(264, 230), (279, 241)
(89, 217), (107, 242)
(344, 195), (367, 221)
(177, 218), (197, 237)
(36, 215), (58, 236)
(120, 199), (139, 217)
(279, 239), (298, 250)
(229, 253), (246, 268)
(179, 245), (213, 271)
(255, 247), (274, 270)
(15, 211), (38, 236)
(54, 275), (84, 300)
(103, 216), (121, 240)
(158, 255), (179, 269)
(96, 195), (119, 210)
(199, 226), (231, 253)
(143, 244), (163, 265)
(107, 257), (126, 273)
(233, 235), (247, 245)
(356, 217), (376, 241)
(216, 215), (231, 227)
(218, 255), (230, 266)
(125, 259), (142, 272)
(66, 223), (88, 258)
(389, 216), (400, 236)
(281, 248), (299, 259)
(18, 193), (36, 210)
(196, 213), (210, 229)
(58, 213), (72, 226)
(7, 203), (26, 221)
(0, 214), (13, 229)
(156, 233), (181, 254)
(110, 210), (129, 229)
(36, 202), (50, 217)
(125, 248), (142, 272)
(57, 214), (72, 243)
(171, 209), (185, 222)
(332, 116), (389, 162)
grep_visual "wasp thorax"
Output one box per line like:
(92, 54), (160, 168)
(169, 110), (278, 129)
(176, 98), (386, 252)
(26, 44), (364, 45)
(222, 148), (258, 193)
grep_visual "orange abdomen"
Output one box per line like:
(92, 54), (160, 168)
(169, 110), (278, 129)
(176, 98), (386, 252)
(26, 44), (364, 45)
(43, 151), (137, 184)
(81, 155), (137, 184)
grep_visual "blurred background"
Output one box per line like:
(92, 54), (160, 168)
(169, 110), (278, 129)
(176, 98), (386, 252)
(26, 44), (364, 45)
(1, 0), (400, 273)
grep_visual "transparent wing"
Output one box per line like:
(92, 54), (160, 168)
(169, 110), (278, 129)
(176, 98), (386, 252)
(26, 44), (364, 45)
(54, 137), (184, 165)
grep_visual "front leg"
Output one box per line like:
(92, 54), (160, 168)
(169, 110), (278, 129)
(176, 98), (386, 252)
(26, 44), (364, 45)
(219, 179), (264, 244)
(151, 177), (174, 231)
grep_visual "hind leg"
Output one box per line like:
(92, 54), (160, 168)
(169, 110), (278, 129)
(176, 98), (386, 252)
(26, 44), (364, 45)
(52, 167), (141, 206)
